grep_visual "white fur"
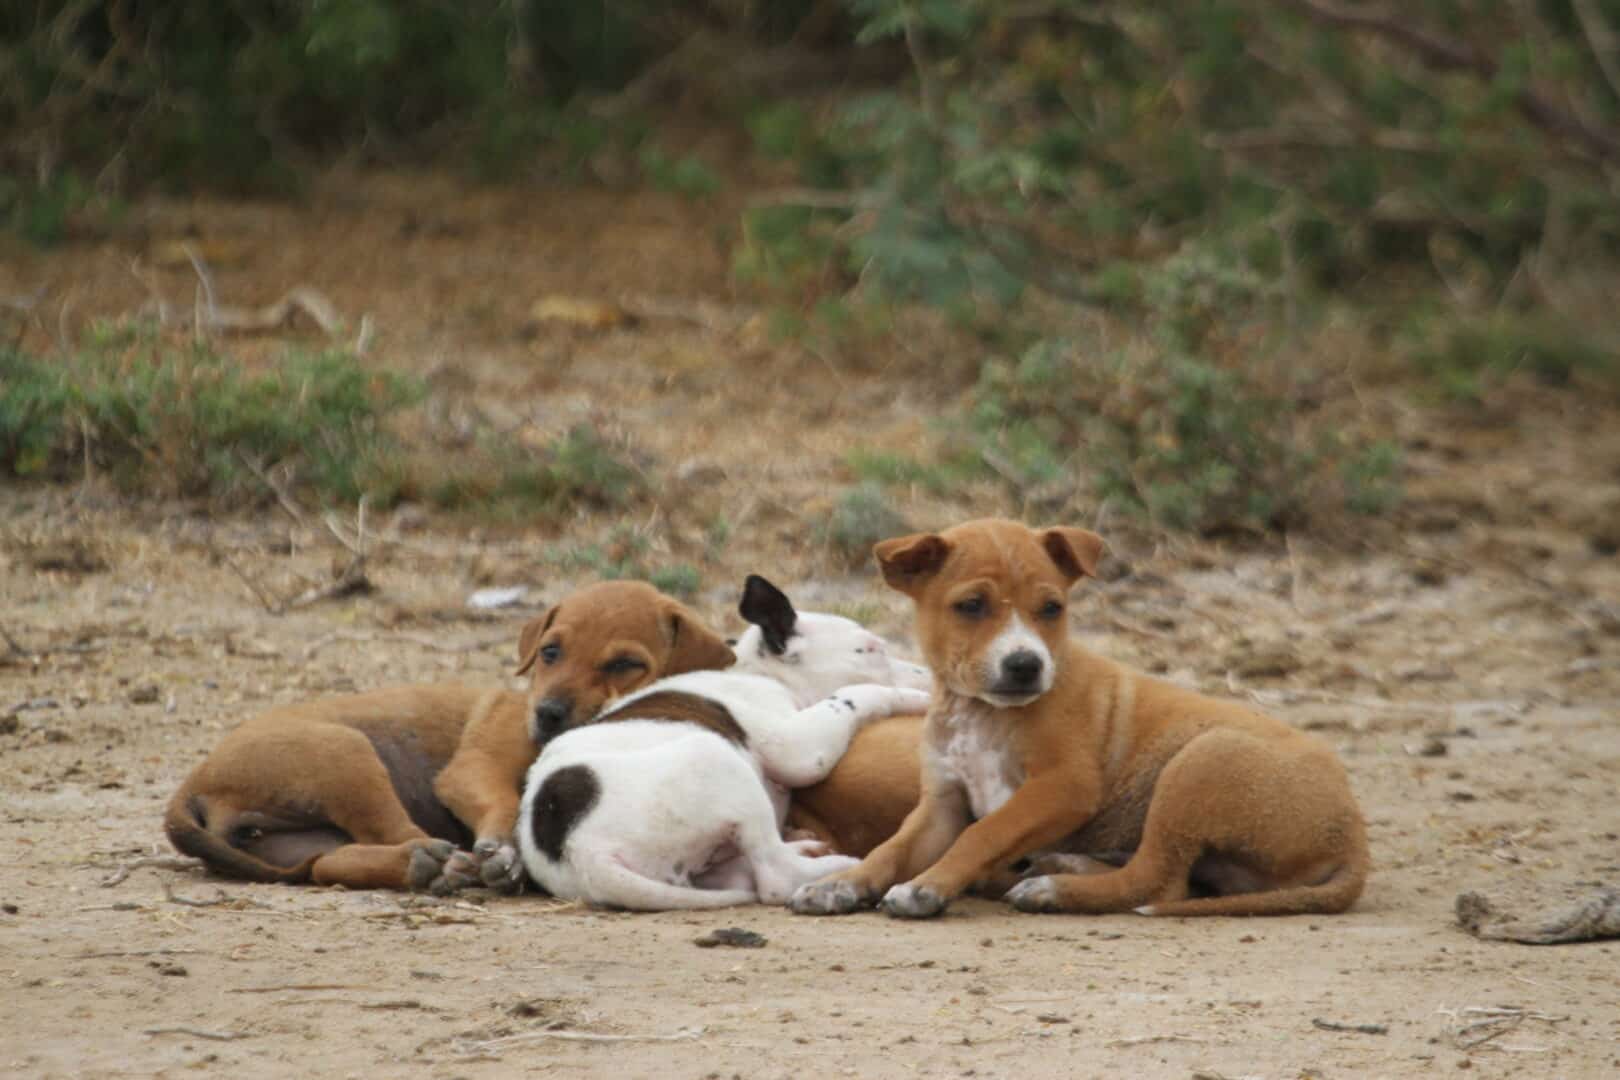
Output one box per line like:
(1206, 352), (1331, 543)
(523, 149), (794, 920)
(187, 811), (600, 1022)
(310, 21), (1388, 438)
(516, 612), (931, 911)
(926, 695), (1025, 820)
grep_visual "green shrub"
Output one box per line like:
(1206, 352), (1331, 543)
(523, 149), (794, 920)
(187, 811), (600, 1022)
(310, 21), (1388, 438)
(821, 484), (910, 564)
(1411, 314), (1618, 402)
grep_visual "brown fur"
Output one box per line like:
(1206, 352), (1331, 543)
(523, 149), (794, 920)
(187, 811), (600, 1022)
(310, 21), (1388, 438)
(165, 581), (735, 890)
(588, 689), (749, 746)
(787, 715), (923, 857)
(804, 518), (1369, 917)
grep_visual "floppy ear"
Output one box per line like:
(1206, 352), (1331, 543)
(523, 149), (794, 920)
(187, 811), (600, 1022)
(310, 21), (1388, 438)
(1040, 526), (1106, 585)
(874, 532), (951, 595)
(514, 605), (559, 676)
(738, 574), (796, 655)
(662, 599), (736, 673)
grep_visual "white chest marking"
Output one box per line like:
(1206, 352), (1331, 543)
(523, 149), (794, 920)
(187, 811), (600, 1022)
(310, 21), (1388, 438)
(928, 697), (1024, 820)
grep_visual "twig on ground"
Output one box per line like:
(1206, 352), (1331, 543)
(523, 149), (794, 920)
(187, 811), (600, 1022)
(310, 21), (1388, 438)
(218, 549), (285, 615)
(162, 881), (236, 908)
(230, 984), (376, 994)
(1312, 1017), (1388, 1035)
(235, 451), (309, 527)
(455, 1026), (707, 1055)
(101, 854), (204, 887)
(144, 1026), (249, 1042)
(77, 948), (204, 960)
(183, 242), (218, 342)
(1106, 1033), (1206, 1047)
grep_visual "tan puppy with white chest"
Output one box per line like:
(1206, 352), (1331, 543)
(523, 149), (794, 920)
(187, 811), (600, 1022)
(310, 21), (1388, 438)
(790, 518), (1369, 919)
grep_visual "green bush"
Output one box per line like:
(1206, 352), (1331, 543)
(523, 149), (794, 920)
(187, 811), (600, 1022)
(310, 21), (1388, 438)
(821, 484), (911, 564)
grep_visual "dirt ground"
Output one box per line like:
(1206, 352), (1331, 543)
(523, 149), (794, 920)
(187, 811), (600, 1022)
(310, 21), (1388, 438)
(3, 172), (1619, 1079)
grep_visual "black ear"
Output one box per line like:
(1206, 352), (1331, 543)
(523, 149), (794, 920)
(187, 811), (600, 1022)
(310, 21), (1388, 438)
(739, 574), (797, 655)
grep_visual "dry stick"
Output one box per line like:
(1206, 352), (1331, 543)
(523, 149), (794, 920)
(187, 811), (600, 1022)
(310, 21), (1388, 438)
(183, 242), (218, 343)
(230, 984), (377, 994)
(1573, 0), (1620, 104)
(235, 450), (309, 527)
(217, 549), (284, 615)
(144, 1027), (249, 1042)
(77, 948), (204, 960)
(457, 1026), (707, 1054)
(101, 854), (204, 888)
(1106, 1034), (1206, 1047)
(1312, 1017), (1388, 1035)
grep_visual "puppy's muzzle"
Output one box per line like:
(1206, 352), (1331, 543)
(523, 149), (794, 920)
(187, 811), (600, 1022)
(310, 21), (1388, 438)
(530, 697), (572, 746)
(993, 650), (1045, 696)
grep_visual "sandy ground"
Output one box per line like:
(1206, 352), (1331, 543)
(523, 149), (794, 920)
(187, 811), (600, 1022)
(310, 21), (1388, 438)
(3, 171), (1620, 1078)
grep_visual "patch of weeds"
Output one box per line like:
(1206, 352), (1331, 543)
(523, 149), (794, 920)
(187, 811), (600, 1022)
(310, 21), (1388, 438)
(821, 484), (910, 565)
(1341, 441), (1403, 516)
(431, 423), (643, 517)
(2, 171), (92, 247)
(1410, 314), (1617, 402)
(647, 563), (702, 599)
(967, 338), (1391, 534)
(638, 145), (722, 199)
(547, 527), (700, 596)
(1, 340), (420, 504)
(844, 447), (980, 495)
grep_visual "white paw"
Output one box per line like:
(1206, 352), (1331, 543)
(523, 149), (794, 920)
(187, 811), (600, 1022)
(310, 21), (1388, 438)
(1007, 875), (1063, 913)
(881, 881), (947, 919)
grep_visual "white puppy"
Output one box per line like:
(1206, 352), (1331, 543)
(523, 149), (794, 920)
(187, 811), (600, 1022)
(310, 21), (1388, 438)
(515, 575), (931, 910)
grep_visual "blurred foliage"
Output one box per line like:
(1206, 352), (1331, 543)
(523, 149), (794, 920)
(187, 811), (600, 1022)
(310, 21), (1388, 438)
(6, 0), (1619, 536)
(0, 333), (646, 518)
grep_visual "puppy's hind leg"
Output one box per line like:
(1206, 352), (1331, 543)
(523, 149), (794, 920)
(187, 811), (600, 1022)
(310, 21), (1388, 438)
(758, 685), (931, 788)
(575, 853), (756, 911)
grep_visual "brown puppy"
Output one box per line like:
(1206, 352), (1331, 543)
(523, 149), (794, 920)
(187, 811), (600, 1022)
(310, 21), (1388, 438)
(790, 518), (1369, 919)
(786, 715), (922, 858)
(165, 581), (733, 891)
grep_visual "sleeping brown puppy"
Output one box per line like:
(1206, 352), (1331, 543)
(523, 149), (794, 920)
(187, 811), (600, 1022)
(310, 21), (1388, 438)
(165, 581), (734, 891)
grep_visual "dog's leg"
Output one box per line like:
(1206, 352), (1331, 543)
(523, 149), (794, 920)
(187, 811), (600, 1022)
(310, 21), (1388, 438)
(886, 771), (1096, 918)
(755, 685), (930, 788)
(574, 853), (757, 910)
(788, 780), (970, 915)
(433, 730), (533, 891)
(1008, 730), (1369, 916)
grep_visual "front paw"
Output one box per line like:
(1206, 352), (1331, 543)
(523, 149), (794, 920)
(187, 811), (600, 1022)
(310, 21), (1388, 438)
(406, 839), (466, 894)
(789, 878), (874, 915)
(473, 838), (525, 892)
(1007, 875), (1065, 913)
(881, 881), (948, 919)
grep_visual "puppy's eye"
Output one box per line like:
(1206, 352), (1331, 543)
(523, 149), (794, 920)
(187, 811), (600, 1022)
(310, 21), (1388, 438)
(601, 655), (646, 676)
(540, 643), (562, 665)
(953, 596), (987, 618)
(1037, 600), (1064, 620)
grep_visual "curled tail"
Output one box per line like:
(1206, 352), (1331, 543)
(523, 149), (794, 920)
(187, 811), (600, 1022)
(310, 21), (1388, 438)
(163, 790), (314, 884)
(1137, 851), (1369, 918)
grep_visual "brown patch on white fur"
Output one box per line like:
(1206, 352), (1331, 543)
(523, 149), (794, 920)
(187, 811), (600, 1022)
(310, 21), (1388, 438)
(589, 689), (749, 746)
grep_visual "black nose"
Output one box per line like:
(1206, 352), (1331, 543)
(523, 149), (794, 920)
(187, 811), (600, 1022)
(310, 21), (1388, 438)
(531, 697), (572, 744)
(1001, 651), (1044, 689)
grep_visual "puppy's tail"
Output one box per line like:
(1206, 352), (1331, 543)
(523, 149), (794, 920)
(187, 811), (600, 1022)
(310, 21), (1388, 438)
(163, 789), (314, 884)
(1136, 847), (1370, 918)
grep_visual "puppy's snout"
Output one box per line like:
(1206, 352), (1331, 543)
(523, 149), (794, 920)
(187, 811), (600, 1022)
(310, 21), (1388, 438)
(1000, 650), (1044, 689)
(530, 697), (572, 745)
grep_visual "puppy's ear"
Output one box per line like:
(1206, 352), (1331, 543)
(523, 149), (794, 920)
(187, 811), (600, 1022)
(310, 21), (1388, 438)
(1040, 526), (1106, 584)
(662, 599), (737, 674)
(874, 532), (951, 594)
(514, 605), (559, 675)
(738, 574), (796, 655)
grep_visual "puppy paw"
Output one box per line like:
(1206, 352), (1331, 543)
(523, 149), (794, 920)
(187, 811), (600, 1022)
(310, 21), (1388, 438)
(788, 878), (872, 916)
(406, 839), (461, 893)
(881, 882), (948, 919)
(474, 839), (524, 892)
(1007, 875), (1065, 913)
(889, 687), (932, 715)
